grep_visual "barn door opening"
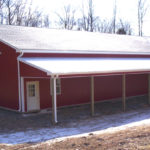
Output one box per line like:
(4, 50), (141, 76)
(26, 81), (40, 112)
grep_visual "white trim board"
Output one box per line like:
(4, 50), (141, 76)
(19, 49), (150, 55)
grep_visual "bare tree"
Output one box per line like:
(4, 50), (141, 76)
(23, 0), (43, 28)
(0, 0), (5, 24)
(0, 0), (50, 27)
(43, 15), (50, 28)
(23, 4), (32, 26)
(24, 8), (42, 27)
(4, 0), (17, 25)
(95, 18), (113, 33)
(56, 4), (76, 30)
(14, 0), (26, 26)
(0, 0), (26, 25)
(138, 0), (149, 36)
(0, 0), (5, 7)
(112, 0), (117, 33)
(88, 0), (95, 32)
(116, 19), (132, 35)
(79, 0), (98, 32)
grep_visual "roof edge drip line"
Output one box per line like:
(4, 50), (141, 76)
(20, 49), (150, 55)
(47, 70), (150, 76)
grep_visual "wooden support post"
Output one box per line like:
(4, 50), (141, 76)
(91, 76), (95, 116)
(122, 74), (126, 111)
(148, 74), (150, 105)
(51, 77), (58, 124)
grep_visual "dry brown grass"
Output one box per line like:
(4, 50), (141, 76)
(1, 124), (150, 150)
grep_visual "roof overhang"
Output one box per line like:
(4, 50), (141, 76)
(19, 57), (150, 77)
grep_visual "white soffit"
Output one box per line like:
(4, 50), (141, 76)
(19, 57), (150, 76)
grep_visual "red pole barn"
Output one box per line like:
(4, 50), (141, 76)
(0, 25), (150, 123)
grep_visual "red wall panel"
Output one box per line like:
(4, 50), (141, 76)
(57, 77), (91, 106)
(95, 75), (122, 101)
(0, 42), (19, 110)
(23, 53), (150, 58)
(20, 62), (48, 77)
(126, 74), (148, 97)
(24, 74), (148, 111)
(24, 77), (91, 111)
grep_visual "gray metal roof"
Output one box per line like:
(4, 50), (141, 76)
(0, 25), (150, 54)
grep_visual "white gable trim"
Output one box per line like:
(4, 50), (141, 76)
(0, 39), (20, 52)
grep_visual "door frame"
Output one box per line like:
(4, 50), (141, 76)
(26, 81), (40, 112)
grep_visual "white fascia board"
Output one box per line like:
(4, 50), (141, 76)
(18, 58), (53, 76)
(47, 69), (150, 76)
(0, 39), (20, 52)
(20, 49), (150, 55)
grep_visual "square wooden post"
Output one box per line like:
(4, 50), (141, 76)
(148, 74), (150, 105)
(122, 74), (126, 111)
(51, 77), (58, 124)
(91, 76), (95, 116)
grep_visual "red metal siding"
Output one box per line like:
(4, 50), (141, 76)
(126, 74), (148, 97)
(0, 44), (148, 112)
(20, 62), (48, 77)
(23, 74), (148, 111)
(57, 77), (91, 106)
(24, 77), (91, 111)
(0, 42), (19, 110)
(23, 53), (150, 58)
(95, 75), (122, 101)
(0, 40), (149, 112)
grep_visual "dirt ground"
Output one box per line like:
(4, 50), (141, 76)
(1, 123), (150, 150)
(45, 125), (150, 150)
(0, 96), (150, 149)
(47, 125), (150, 150)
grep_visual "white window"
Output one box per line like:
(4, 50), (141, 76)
(28, 84), (36, 97)
(51, 78), (61, 95)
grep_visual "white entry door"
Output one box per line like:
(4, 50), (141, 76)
(26, 81), (40, 112)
